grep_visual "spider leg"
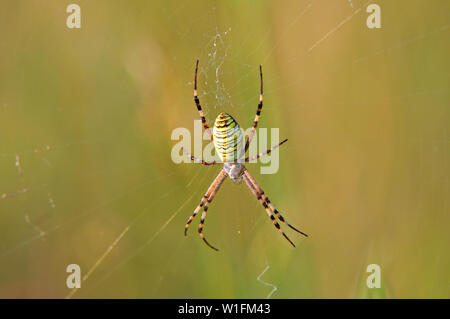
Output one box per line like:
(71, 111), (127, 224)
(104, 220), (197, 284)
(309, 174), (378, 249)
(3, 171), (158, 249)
(198, 170), (227, 251)
(244, 170), (308, 237)
(194, 60), (213, 141)
(181, 147), (219, 165)
(244, 65), (263, 152)
(245, 139), (288, 162)
(242, 171), (296, 247)
(185, 169), (227, 235)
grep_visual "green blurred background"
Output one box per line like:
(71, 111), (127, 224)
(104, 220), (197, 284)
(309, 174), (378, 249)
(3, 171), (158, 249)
(0, 0), (449, 298)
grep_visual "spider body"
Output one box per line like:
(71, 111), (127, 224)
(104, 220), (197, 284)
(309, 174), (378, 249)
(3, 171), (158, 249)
(213, 112), (245, 183)
(183, 60), (308, 251)
(213, 112), (243, 165)
(223, 162), (244, 183)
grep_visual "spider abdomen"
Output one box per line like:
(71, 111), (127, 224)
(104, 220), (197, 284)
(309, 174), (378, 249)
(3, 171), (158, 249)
(213, 112), (243, 163)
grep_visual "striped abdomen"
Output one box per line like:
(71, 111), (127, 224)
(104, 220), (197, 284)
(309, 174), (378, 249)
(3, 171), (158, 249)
(213, 112), (243, 163)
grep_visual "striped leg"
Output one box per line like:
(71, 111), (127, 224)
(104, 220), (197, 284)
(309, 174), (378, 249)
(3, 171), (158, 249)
(198, 170), (228, 251)
(244, 65), (263, 152)
(244, 170), (308, 237)
(181, 147), (219, 165)
(194, 60), (213, 141)
(245, 139), (288, 162)
(185, 169), (227, 235)
(242, 172), (296, 247)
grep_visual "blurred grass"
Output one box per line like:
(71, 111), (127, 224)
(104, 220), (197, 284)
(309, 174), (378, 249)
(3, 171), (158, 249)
(0, 0), (449, 298)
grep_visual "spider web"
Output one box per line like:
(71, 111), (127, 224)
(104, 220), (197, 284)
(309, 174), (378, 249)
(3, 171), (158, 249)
(0, 0), (449, 298)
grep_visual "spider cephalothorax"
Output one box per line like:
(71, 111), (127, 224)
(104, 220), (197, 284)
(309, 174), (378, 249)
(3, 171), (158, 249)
(223, 163), (245, 183)
(183, 60), (308, 251)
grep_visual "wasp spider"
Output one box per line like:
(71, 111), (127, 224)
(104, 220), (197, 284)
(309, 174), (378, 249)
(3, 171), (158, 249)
(183, 60), (308, 251)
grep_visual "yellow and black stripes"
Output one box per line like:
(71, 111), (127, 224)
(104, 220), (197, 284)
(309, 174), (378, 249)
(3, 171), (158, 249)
(244, 65), (263, 152)
(213, 112), (244, 163)
(194, 60), (213, 140)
